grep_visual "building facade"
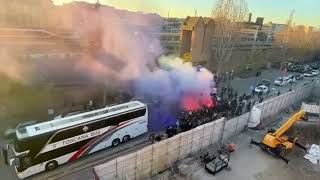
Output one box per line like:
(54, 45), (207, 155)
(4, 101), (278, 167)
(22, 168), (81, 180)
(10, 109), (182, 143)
(0, 0), (56, 28)
(160, 18), (184, 55)
(180, 16), (214, 65)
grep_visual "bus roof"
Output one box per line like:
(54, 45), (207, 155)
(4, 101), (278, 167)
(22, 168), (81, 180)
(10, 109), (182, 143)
(16, 101), (146, 140)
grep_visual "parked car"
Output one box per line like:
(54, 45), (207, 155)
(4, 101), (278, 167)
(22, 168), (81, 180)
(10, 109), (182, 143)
(288, 64), (305, 73)
(311, 70), (319, 76)
(305, 65), (310, 69)
(310, 64), (319, 70)
(294, 74), (304, 80)
(274, 77), (290, 86)
(257, 79), (271, 87)
(287, 66), (297, 72)
(254, 85), (269, 94)
(304, 71), (314, 77)
(296, 67), (307, 73)
(287, 74), (296, 83)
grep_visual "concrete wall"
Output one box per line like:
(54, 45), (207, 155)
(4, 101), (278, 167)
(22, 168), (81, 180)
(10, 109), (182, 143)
(180, 18), (215, 65)
(190, 21), (205, 63)
(202, 21), (214, 66)
(179, 30), (192, 56)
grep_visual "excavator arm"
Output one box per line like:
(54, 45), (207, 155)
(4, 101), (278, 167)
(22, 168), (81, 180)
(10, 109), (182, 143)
(272, 110), (306, 139)
(263, 110), (306, 148)
(251, 110), (307, 163)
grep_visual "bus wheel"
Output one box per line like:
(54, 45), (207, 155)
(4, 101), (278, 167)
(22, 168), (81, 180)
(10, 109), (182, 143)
(112, 138), (120, 146)
(45, 160), (58, 171)
(122, 135), (130, 142)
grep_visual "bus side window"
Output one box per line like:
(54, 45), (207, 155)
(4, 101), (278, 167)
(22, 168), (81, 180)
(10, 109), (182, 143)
(117, 109), (146, 124)
(90, 120), (106, 130)
(51, 127), (83, 143)
(137, 109), (146, 117)
(127, 109), (146, 119)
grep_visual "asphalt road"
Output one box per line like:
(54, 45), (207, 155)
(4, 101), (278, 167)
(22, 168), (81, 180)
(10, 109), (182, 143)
(0, 68), (315, 180)
(218, 68), (314, 98)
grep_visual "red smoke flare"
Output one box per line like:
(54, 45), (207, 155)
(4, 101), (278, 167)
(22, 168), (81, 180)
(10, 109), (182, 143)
(182, 93), (215, 112)
(182, 95), (201, 112)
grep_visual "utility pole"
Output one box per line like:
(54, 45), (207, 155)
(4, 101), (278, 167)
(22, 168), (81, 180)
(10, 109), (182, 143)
(251, 27), (259, 56)
(284, 10), (295, 59)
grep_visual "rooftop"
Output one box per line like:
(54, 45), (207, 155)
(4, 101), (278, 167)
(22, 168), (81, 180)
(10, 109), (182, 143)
(182, 16), (214, 31)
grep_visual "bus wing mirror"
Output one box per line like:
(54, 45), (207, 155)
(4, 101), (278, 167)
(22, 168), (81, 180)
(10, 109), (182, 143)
(10, 157), (20, 167)
(9, 158), (15, 166)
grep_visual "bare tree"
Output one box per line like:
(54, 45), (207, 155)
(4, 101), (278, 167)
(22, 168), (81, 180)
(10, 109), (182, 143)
(211, 0), (248, 75)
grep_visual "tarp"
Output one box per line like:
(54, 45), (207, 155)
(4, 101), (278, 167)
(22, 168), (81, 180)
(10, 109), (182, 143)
(248, 106), (261, 128)
(304, 144), (320, 164)
(301, 103), (319, 115)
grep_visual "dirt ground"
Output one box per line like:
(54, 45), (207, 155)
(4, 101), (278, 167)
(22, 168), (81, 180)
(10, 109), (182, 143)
(153, 111), (320, 180)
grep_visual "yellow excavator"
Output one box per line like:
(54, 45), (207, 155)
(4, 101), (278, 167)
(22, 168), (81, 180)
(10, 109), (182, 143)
(251, 110), (308, 163)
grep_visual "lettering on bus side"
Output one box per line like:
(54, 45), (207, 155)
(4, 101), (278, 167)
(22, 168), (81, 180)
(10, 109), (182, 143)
(62, 134), (89, 146)
(90, 130), (101, 137)
(41, 127), (110, 154)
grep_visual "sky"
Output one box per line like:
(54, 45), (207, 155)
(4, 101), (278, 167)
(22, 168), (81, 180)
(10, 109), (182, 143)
(53, 0), (320, 27)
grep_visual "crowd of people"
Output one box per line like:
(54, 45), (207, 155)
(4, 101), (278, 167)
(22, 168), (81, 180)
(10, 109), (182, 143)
(163, 75), (280, 139)
(162, 88), (256, 138)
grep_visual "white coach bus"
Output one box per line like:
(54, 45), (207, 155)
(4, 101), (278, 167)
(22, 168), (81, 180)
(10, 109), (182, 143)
(2, 101), (148, 179)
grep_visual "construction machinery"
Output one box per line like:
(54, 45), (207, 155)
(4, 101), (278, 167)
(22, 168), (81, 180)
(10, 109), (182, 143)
(201, 148), (230, 175)
(251, 110), (307, 163)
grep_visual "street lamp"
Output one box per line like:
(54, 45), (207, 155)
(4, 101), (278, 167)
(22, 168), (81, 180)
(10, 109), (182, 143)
(251, 27), (259, 56)
(226, 72), (231, 99)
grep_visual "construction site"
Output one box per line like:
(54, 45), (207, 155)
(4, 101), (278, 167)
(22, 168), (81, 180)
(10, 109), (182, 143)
(92, 81), (320, 180)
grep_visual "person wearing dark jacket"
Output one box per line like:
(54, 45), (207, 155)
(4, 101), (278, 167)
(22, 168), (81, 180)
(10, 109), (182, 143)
(251, 89), (255, 97)
(259, 97), (264, 103)
(246, 101), (252, 112)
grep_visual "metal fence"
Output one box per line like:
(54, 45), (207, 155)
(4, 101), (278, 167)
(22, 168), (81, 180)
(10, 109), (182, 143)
(94, 117), (226, 180)
(222, 112), (250, 142)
